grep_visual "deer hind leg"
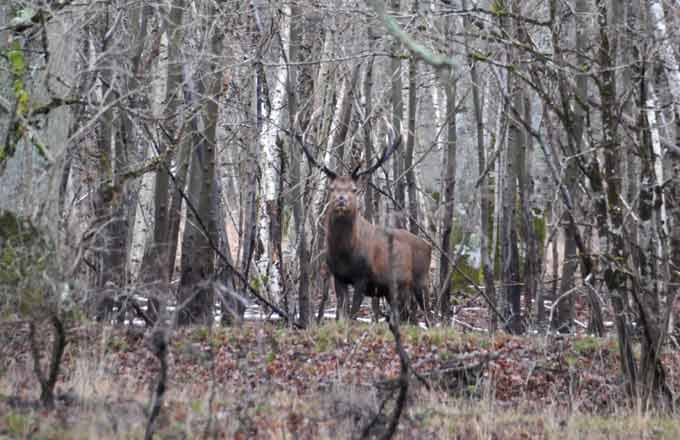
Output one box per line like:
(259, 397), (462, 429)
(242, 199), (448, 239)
(379, 285), (398, 325)
(392, 282), (415, 326)
(399, 282), (423, 325)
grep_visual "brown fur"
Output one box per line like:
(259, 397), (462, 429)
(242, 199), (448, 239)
(325, 176), (431, 323)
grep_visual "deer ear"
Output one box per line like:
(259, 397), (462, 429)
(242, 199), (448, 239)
(354, 172), (369, 188)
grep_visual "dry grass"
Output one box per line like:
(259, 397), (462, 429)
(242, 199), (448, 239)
(1, 322), (679, 439)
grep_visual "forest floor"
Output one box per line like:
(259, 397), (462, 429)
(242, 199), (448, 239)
(2, 304), (680, 439)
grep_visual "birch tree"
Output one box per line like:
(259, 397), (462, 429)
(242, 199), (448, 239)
(254, 5), (291, 303)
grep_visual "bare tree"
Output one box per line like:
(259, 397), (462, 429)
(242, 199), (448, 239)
(390, 0), (406, 229)
(404, 0), (420, 236)
(178, 7), (224, 325)
(497, 0), (523, 334)
(462, 0), (496, 333)
(139, 0), (186, 322)
(287, 2), (311, 327)
(437, 63), (457, 320)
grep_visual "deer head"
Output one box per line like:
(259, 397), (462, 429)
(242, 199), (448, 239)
(295, 133), (400, 220)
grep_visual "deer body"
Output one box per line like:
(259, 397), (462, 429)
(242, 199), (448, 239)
(296, 132), (431, 323)
(325, 175), (431, 322)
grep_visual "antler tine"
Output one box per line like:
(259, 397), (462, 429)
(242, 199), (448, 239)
(293, 133), (337, 179)
(354, 133), (401, 178)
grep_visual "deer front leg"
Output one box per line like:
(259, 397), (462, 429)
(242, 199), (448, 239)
(335, 278), (350, 321)
(349, 280), (369, 319)
(414, 286), (430, 327)
(371, 297), (381, 323)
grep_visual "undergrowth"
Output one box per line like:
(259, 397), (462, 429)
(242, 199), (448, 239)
(1, 322), (679, 439)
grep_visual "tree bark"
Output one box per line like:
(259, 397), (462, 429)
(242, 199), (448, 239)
(140, 0), (185, 322)
(593, 0), (636, 399)
(405, 2), (419, 236)
(438, 67), (457, 321)
(462, 0), (496, 333)
(390, 0), (405, 229)
(93, 9), (126, 320)
(498, 0), (522, 334)
(178, 13), (223, 325)
(288, 3), (310, 327)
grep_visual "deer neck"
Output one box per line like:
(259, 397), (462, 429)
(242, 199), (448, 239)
(327, 212), (359, 254)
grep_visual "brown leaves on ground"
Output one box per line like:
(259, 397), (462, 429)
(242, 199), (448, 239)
(1, 322), (680, 438)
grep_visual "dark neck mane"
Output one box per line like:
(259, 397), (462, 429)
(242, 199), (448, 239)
(327, 213), (357, 253)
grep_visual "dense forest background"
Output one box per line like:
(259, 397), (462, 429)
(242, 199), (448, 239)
(2, 0), (680, 437)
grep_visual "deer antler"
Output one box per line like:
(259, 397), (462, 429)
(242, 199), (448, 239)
(294, 133), (338, 179)
(353, 133), (401, 179)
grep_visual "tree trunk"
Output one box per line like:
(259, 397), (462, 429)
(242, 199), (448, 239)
(518, 94), (538, 325)
(648, 1), (680, 117)
(498, 0), (522, 334)
(593, 0), (637, 399)
(93, 13), (126, 320)
(140, 0), (185, 322)
(405, 9), (419, 236)
(390, 0), (405, 229)
(177, 15), (223, 325)
(438, 67), (457, 321)
(362, 28), (381, 320)
(288, 3), (310, 327)
(629, 0), (674, 408)
(255, 6), (292, 307)
(549, 0), (588, 333)
(363, 28), (377, 225)
(462, 0), (496, 333)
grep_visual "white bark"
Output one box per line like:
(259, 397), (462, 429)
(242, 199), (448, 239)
(130, 146), (158, 279)
(431, 79), (444, 141)
(649, 1), (680, 117)
(255, 6), (291, 298)
(431, 76), (445, 231)
(259, 21), (289, 204)
(646, 84), (667, 237)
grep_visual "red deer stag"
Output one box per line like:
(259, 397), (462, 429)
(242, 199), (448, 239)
(296, 134), (432, 324)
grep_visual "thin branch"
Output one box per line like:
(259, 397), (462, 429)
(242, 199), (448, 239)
(141, 125), (300, 328)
